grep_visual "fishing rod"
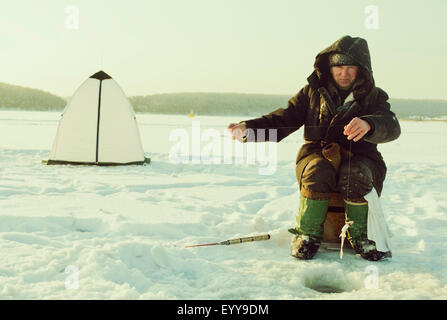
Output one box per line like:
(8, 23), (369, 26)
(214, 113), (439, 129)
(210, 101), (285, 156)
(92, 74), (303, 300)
(185, 234), (271, 248)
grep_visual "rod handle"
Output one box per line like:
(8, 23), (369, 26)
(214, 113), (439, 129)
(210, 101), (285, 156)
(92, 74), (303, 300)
(221, 234), (271, 245)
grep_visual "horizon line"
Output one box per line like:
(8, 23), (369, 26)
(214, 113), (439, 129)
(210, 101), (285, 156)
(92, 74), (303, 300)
(2, 80), (447, 103)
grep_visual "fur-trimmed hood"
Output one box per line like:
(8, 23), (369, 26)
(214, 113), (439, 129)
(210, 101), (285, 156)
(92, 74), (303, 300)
(308, 35), (375, 100)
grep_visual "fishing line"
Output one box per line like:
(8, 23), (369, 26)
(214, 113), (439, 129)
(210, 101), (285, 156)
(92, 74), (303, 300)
(346, 139), (353, 202)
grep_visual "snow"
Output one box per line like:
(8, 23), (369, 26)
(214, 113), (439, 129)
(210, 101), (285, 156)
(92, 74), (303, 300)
(0, 110), (446, 299)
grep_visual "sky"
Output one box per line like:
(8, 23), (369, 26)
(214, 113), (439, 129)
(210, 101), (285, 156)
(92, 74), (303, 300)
(0, 0), (446, 100)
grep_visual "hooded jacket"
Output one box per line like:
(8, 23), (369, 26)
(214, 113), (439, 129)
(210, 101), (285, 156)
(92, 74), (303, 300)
(242, 35), (401, 195)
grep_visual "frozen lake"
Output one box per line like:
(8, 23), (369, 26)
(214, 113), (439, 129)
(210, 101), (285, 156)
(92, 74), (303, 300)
(0, 110), (446, 299)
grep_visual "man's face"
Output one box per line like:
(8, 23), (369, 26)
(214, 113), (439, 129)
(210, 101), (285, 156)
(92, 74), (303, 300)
(330, 65), (359, 89)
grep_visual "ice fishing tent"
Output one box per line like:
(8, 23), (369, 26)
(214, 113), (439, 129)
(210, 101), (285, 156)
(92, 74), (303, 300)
(44, 70), (150, 166)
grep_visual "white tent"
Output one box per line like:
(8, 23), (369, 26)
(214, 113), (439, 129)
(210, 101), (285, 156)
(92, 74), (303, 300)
(45, 71), (149, 165)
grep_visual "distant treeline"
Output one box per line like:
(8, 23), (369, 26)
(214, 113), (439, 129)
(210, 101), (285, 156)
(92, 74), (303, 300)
(1, 82), (447, 119)
(0, 82), (66, 111)
(130, 93), (290, 117)
(130, 93), (447, 119)
(388, 99), (447, 119)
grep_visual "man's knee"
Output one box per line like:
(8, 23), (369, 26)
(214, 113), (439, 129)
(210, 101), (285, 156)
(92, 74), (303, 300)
(299, 157), (337, 199)
(338, 160), (374, 200)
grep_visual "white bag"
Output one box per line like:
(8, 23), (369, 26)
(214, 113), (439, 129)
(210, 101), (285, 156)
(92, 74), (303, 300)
(364, 188), (393, 252)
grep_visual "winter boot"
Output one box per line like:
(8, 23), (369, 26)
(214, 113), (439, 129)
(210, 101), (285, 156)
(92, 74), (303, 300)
(344, 200), (391, 261)
(352, 239), (392, 261)
(289, 195), (329, 260)
(289, 232), (321, 260)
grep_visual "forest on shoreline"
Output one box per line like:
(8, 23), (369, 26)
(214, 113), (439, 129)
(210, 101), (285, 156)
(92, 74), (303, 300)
(1, 82), (446, 120)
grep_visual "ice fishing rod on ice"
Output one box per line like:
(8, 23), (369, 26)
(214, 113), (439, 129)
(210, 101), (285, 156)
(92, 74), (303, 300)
(184, 234), (271, 248)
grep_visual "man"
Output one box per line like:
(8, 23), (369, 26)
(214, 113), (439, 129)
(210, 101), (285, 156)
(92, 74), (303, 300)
(227, 35), (401, 261)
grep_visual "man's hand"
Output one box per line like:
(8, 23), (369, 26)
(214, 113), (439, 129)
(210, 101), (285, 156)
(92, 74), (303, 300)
(343, 117), (371, 142)
(226, 123), (247, 142)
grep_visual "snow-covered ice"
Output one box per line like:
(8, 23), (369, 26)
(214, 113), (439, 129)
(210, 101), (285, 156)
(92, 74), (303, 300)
(0, 110), (446, 299)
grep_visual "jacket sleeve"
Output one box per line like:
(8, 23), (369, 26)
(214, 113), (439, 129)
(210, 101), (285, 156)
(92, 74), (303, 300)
(360, 88), (401, 144)
(241, 85), (309, 142)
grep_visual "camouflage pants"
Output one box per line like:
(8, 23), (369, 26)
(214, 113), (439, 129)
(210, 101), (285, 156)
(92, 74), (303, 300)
(297, 153), (382, 201)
